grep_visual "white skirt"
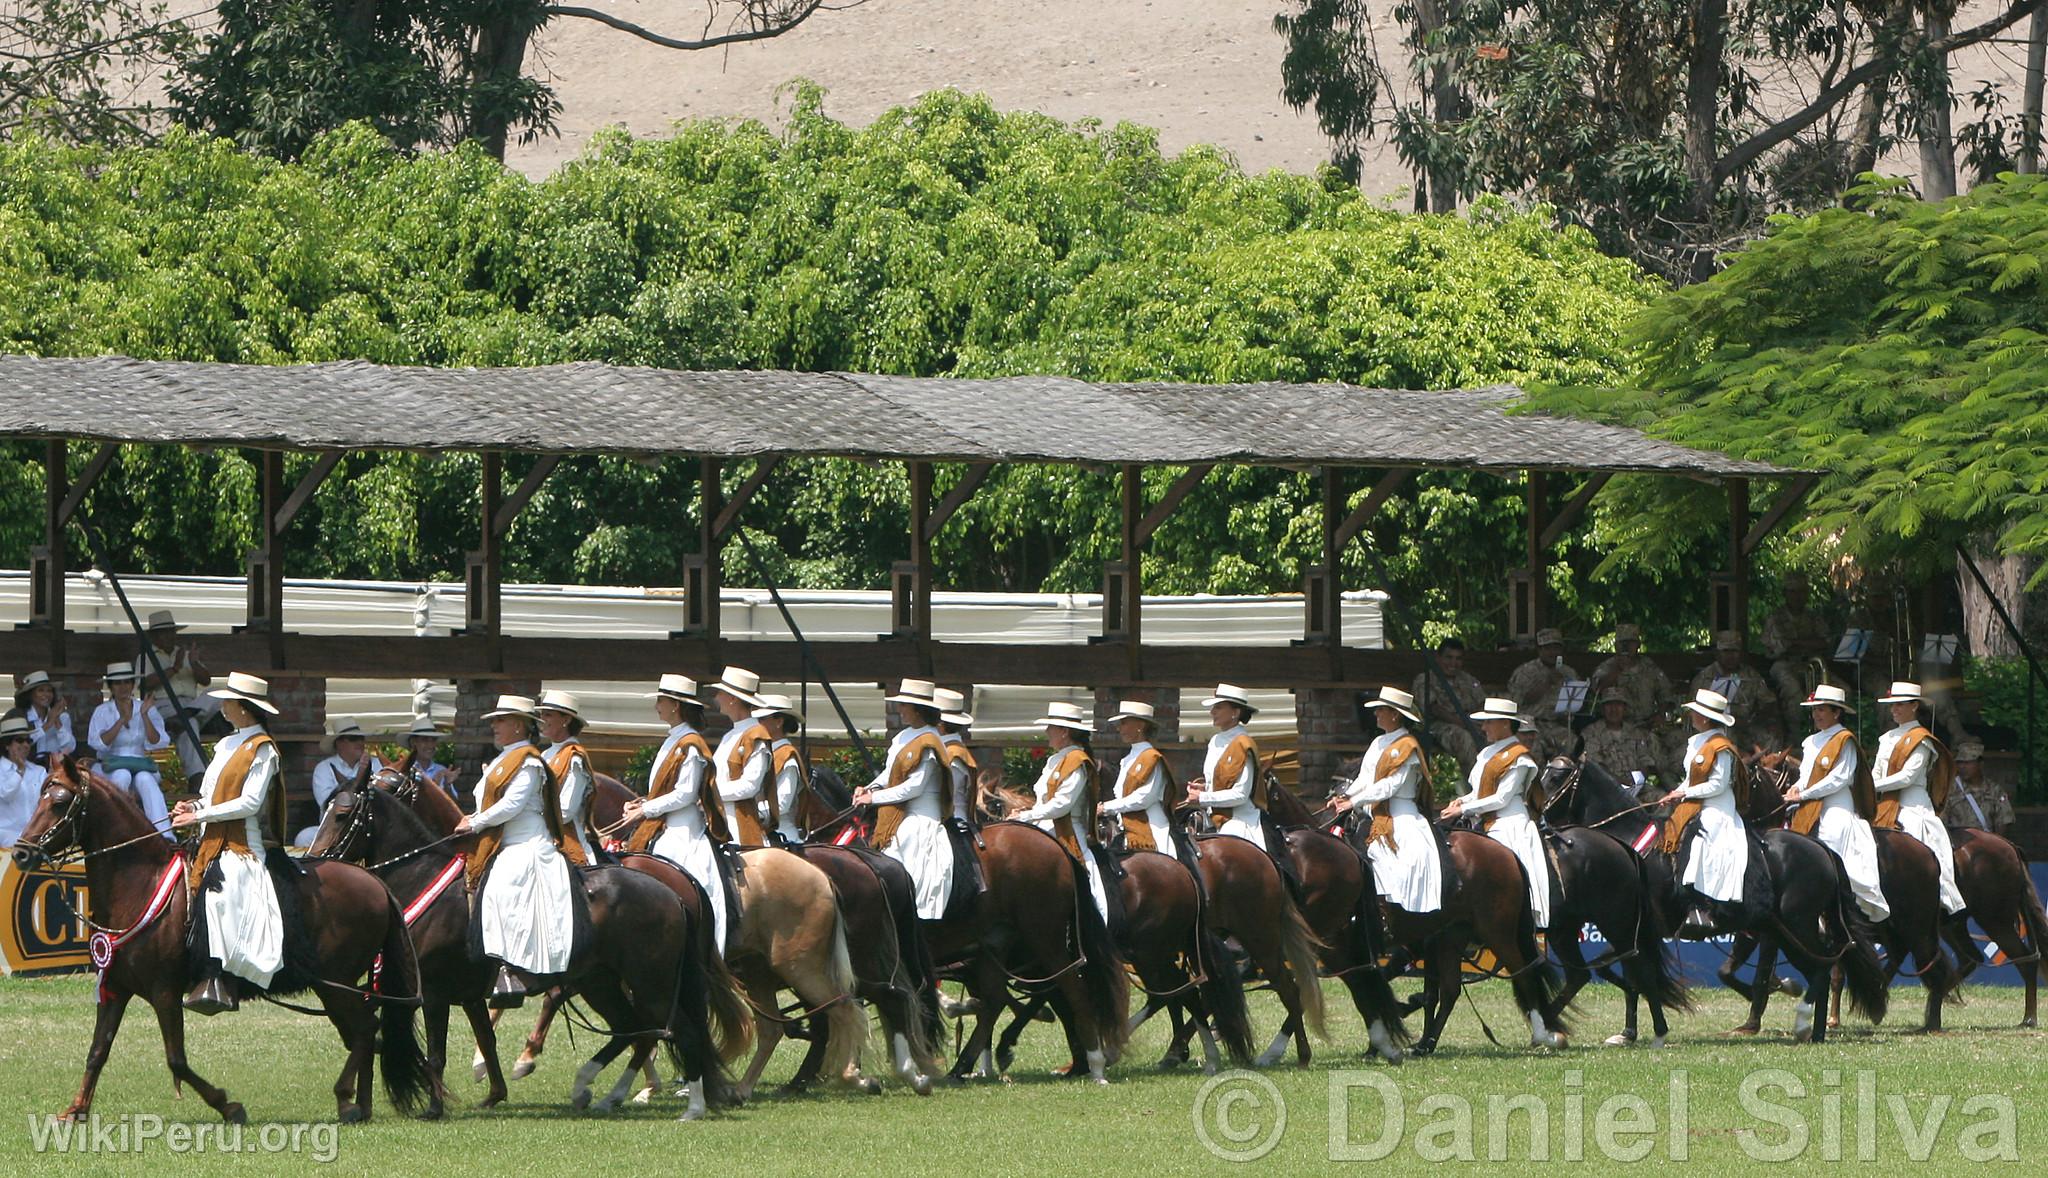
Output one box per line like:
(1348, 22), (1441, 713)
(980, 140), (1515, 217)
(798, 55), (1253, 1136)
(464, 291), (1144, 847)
(1896, 803), (1965, 914)
(1216, 811), (1267, 844)
(1485, 811), (1551, 926)
(204, 849), (282, 988)
(1367, 811), (1442, 914)
(651, 823), (729, 951)
(480, 838), (576, 974)
(1680, 805), (1749, 904)
(881, 812), (955, 920)
(1813, 803), (1891, 922)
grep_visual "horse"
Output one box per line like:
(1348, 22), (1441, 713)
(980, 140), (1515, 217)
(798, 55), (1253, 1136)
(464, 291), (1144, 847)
(1552, 758), (1888, 1042)
(1945, 826), (2047, 1026)
(805, 767), (1130, 1083)
(551, 772), (872, 1101)
(12, 756), (431, 1124)
(361, 763), (745, 1118)
(1267, 781), (1551, 1055)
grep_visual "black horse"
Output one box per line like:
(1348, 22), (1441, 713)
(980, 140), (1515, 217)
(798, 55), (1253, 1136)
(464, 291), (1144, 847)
(1548, 759), (1887, 1042)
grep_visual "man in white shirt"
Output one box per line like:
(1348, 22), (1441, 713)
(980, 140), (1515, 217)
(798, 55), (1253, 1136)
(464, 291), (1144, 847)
(296, 718), (380, 846)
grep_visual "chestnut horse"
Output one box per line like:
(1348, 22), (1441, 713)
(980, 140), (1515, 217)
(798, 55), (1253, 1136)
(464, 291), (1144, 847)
(369, 767), (746, 1118)
(12, 757), (430, 1124)
(1945, 827), (2047, 1026)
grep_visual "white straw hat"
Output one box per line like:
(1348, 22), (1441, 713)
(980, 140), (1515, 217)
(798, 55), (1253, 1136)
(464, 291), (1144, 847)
(1034, 701), (1093, 732)
(402, 716), (444, 740)
(886, 678), (939, 706)
(1877, 681), (1924, 704)
(750, 693), (804, 726)
(1106, 699), (1158, 725)
(1801, 683), (1856, 713)
(1470, 695), (1521, 722)
(1365, 685), (1421, 723)
(650, 674), (702, 704)
(102, 661), (138, 683)
(321, 716), (369, 753)
(933, 687), (974, 727)
(480, 694), (538, 721)
(207, 671), (280, 715)
(1681, 688), (1736, 728)
(712, 666), (765, 707)
(0, 714), (31, 740)
(1199, 684), (1258, 716)
(145, 609), (184, 633)
(536, 689), (581, 716)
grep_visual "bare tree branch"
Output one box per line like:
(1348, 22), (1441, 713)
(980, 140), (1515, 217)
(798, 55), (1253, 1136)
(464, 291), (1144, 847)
(544, 1), (836, 51)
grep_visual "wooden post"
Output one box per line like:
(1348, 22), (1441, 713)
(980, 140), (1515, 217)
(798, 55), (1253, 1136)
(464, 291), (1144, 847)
(1727, 477), (1751, 643)
(688, 457), (723, 642)
(31, 441), (68, 667)
(910, 461), (933, 641)
(1524, 470), (1548, 637)
(243, 450), (287, 667)
(1119, 465), (1144, 676)
(1308, 466), (1343, 648)
(463, 452), (504, 646)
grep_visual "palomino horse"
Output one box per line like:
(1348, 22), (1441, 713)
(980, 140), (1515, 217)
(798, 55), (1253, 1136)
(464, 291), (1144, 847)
(807, 769), (1130, 1083)
(12, 757), (431, 1123)
(1555, 759), (1888, 1041)
(1743, 757), (1958, 1033)
(370, 766), (746, 1118)
(1266, 783), (1543, 1056)
(1946, 827), (2047, 1026)
(534, 774), (872, 1100)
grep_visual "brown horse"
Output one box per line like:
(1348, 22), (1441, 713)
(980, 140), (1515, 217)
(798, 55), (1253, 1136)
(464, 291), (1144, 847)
(13, 757), (431, 1124)
(535, 774), (871, 1101)
(373, 766), (748, 1118)
(805, 769), (1130, 1083)
(1946, 827), (2047, 1026)
(1268, 783), (1551, 1056)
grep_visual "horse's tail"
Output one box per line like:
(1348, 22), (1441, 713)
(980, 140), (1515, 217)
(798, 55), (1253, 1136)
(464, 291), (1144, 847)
(1070, 854), (1131, 1057)
(1193, 911), (1256, 1065)
(687, 872), (753, 1064)
(1630, 852), (1695, 1015)
(1279, 888), (1329, 1043)
(375, 894), (433, 1117)
(1339, 852), (1407, 1049)
(2017, 855), (2048, 962)
(666, 900), (738, 1106)
(1827, 868), (1890, 1024)
(887, 863), (945, 1052)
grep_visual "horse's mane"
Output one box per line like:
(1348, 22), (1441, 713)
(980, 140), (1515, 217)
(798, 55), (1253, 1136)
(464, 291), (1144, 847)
(366, 782), (443, 851)
(807, 764), (851, 810)
(406, 769), (467, 835)
(1264, 776), (1316, 827)
(61, 757), (161, 842)
(1564, 758), (1637, 822)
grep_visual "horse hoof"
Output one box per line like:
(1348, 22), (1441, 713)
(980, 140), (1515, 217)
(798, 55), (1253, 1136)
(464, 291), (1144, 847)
(1602, 1033), (1633, 1047)
(595, 1098), (620, 1115)
(420, 1105), (445, 1122)
(630, 1087), (654, 1106)
(222, 1104), (247, 1125)
(510, 1058), (536, 1080)
(913, 1074), (933, 1097)
(1156, 1055), (1185, 1071)
(479, 1094), (503, 1110)
(1825, 1017), (1841, 1029)
(472, 1060), (489, 1082)
(677, 1107), (705, 1123)
(571, 1089), (592, 1112)
(1776, 977), (1804, 998)
(1647, 1036), (1667, 1049)
(859, 1077), (883, 1096)
(1550, 1033), (1569, 1050)
(1722, 1025), (1759, 1037)
(2021, 1017), (2037, 1029)
(1410, 1042), (1436, 1058)
(339, 1106), (367, 1125)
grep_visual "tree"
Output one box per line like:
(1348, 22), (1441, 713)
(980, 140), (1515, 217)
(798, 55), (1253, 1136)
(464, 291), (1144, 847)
(1274, 1), (2042, 280)
(1528, 174), (2048, 654)
(1, 0), (192, 143)
(171, 1), (854, 160)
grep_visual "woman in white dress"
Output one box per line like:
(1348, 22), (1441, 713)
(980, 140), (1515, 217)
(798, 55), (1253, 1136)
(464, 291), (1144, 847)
(88, 661), (170, 836)
(854, 679), (954, 920)
(753, 694), (809, 847)
(169, 672), (284, 1014)
(0, 714), (49, 848)
(537, 690), (598, 865)
(14, 670), (74, 766)
(1658, 688), (1751, 937)
(1334, 686), (1441, 914)
(620, 675), (728, 949)
(1872, 681), (1965, 915)
(1097, 700), (1177, 862)
(1014, 701), (1109, 922)
(452, 695), (576, 1007)
(1784, 684), (1889, 922)
(1441, 696), (1549, 926)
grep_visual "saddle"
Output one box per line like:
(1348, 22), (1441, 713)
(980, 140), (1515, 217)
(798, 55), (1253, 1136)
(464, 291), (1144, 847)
(186, 847), (322, 996)
(1087, 844), (1130, 941)
(712, 842), (749, 944)
(945, 816), (989, 895)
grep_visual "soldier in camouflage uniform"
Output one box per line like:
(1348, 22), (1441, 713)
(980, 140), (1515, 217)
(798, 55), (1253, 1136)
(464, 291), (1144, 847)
(1508, 627), (1581, 761)
(1942, 739), (2013, 835)
(1688, 630), (1780, 753)
(1577, 688), (1661, 783)
(1761, 573), (1831, 737)
(1413, 637), (1485, 773)
(1588, 623), (1674, 722)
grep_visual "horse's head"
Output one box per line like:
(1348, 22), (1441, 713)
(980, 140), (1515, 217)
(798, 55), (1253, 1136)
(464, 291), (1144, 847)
(1537, 757), (1584, 822)
(307, 782), (372, 861)
(10, 756), (87, 868)
(1559, 757), (1643, 826)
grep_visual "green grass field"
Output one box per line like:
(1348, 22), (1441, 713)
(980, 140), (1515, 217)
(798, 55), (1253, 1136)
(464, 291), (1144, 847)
(0, 972), (2039, 1175)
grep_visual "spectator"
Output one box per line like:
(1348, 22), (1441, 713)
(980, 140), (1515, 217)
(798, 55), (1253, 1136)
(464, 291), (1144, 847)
(1411, 638), (1484, 772)
(1508, 627), (1581, 760)
(1588, 623), (1674, 722)
(1688, 631), (1779, 752)
(1578, 688), (1660, 783)
(0, 713), (46, 847)
(13, 670), (74, 766)
(295, 718), (382, 846)
(1761, 574), (1831, 736)
(1942, 739), (2012, 835)
(137, 610), (215, 780)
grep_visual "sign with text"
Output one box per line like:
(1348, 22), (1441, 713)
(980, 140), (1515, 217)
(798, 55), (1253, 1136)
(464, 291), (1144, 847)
(0, 851), (92, 975)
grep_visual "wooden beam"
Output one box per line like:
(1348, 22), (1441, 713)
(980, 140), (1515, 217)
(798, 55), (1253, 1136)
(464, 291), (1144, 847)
(1742, 473), (1819, 556)
(493, 454), (562, 536)
(1332, 468), (1411, 550)
(922, 462), (994, 541)
(36, 441), (69, 665)
(695, 458), (723, 642)
(273, 451), (343, 532)
(909, 461), (934, 642)
(710, 456), (779, 539)
(1526, 470), (1548, 635)
(1727, 478), (1752, 644)
(1536, 472), (1613, 550)
(54, 442), (118, 528)
(1122, 464), (1143, 665)
(1136, 463), (1213, 545)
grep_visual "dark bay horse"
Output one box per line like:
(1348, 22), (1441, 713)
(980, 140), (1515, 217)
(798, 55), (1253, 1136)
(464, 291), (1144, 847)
(1555, 759), (1887, 1042)
(806, 769), (1130, 1083)
(13, 757), (431, 1123)
(1946, 827), (2047, 1026)
(1269, 783), (1547, 1056)
(361, 767), (745, 1119)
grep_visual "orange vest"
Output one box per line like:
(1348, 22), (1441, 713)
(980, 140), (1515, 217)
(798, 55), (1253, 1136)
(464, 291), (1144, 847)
(466, 746), (562, 889)
(1876, 726), (1953, 829)
(189, 734), (275, 901)
(627, 731), (717, 853)
(546, 741), (592, 866)
(1116, 747), (1172, 852)
(1211, 732), (1267, 808)
(871, 731), (947, 851)
(1791, 729), (1875, 835)
(1367, 733), (1428, 849)
(1474, 741), (1533, 832)
(725, 725), (772, 846)
(1662, 732), (1741, 854)
(1037, 746), (1095, 859)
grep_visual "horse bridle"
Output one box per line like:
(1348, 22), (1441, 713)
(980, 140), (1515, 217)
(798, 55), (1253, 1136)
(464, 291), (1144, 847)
(24, 776), (90, 864)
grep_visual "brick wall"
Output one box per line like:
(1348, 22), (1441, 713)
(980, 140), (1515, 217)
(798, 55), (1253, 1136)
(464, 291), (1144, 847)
(261, 674), (327, 841)
(1294, 687), (1366, 793)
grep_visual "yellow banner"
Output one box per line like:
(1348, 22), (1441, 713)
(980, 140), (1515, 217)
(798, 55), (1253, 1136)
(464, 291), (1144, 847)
(0, 851), (93, 975)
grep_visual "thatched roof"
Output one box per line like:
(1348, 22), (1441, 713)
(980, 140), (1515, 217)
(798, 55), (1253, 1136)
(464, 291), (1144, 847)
(0, 355), (1797, 476)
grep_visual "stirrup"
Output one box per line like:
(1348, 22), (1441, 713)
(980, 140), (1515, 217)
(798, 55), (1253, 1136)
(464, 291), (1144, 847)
(1676, 907), (1716, 942)
(489, 965), (529, 1009)
(183, 976), (238, 1016)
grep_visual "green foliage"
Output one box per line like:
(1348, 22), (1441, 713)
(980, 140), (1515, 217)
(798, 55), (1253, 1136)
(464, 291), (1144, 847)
(1965, 657), (2048, 743)
(1, 1), (195, 144)
(0, 89), (1660, 643)
(1531, 174), (2048, 586)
